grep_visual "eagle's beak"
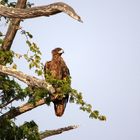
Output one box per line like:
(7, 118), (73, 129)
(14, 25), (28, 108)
(58, 49), (64, 54)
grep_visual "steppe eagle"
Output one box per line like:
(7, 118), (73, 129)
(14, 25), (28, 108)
(44, 48), (70, 117)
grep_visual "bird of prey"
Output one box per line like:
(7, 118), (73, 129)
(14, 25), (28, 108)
(44, 48), (70, 117)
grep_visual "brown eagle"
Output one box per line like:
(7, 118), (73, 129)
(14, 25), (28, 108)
(44, 48), (70, 117)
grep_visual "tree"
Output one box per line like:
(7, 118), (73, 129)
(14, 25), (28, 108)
(0, 0), (106, 139)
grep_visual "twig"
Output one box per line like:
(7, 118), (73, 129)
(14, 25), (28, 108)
(0, 97), (17, 108)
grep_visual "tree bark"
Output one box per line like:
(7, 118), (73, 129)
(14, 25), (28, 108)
(0, 64), (55, 93)
(40, 125), (78, 139)
(0, 2), (82, 21)
(0, 98), (46, 120)
(1, 0), (27, 51)
(0, 2), (82, 51)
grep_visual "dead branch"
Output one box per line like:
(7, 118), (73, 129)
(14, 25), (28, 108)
(1, 1), (82, 51)
(0, 2), (82, 22)
(1, 0), (27, 51)
(40, 125), (79, 139)
(0, 64), (55, 93)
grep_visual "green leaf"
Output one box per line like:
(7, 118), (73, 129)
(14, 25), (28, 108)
(98, 115), (107, 121)
(89, 110), (99, 119)
(26, 32), (33, 39)
(45, 97), (51, 106)
(29, 63), (34, 69)
(0, 38), (3, 44)
(12, 63), (17, 69)
(69, 95), (75, 103)
(26, 40), (31, 46)
(36, 70), (43, 76)
(23, 54), (29, 61)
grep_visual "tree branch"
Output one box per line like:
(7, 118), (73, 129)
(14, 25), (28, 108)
(1, 0), (27, 51)
(0, 98), (46, 120)
(0, 2), (82, 22)
(0, 64), (55, 93)
(0, 97), (17, 108)
(0, 64), (55, 120)
(40, 125), (78, 139)
(1, 1), (82, 51)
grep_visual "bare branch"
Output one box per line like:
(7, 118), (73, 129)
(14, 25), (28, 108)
(0, 98), (46, 120)
(40, 125), (79, 139)
(0, 65), (55, 93)
(0, 2), (82, 22)
(1, 0), (27, 51)
(1, 1), (82, 51)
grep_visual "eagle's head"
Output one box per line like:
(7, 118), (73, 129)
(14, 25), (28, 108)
(52, 48), (64, 56)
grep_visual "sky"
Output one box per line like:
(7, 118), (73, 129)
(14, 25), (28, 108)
(1, 0), (140, 140)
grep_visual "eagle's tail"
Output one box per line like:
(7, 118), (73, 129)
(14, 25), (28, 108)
(53, 97), (68, 117)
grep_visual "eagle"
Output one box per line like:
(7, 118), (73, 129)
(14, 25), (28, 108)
(44, 48), (70, 117)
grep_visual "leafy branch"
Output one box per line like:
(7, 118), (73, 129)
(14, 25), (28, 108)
(0, 63), (106, 121)
(23, 37), (44, 76)
(70, 90), (106, 121)
(45, 73), (106, 121)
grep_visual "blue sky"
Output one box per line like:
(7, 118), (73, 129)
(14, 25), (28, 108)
(1, 0), (140, 140)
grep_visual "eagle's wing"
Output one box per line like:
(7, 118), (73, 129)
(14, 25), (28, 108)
(44, 61), (51, 77)
(61, 62), (70, 78)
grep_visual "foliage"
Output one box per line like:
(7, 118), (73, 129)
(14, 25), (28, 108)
(45, 73), (106, 121)
(0, 1), (106, 139)
(0, 50), (13, 65)
(0, 75), (28, 109)
(27, 87), (51, 106)
(21, 29), (44, 76)
(70, 89), (106, 121)
(0, 119), (40, 140)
